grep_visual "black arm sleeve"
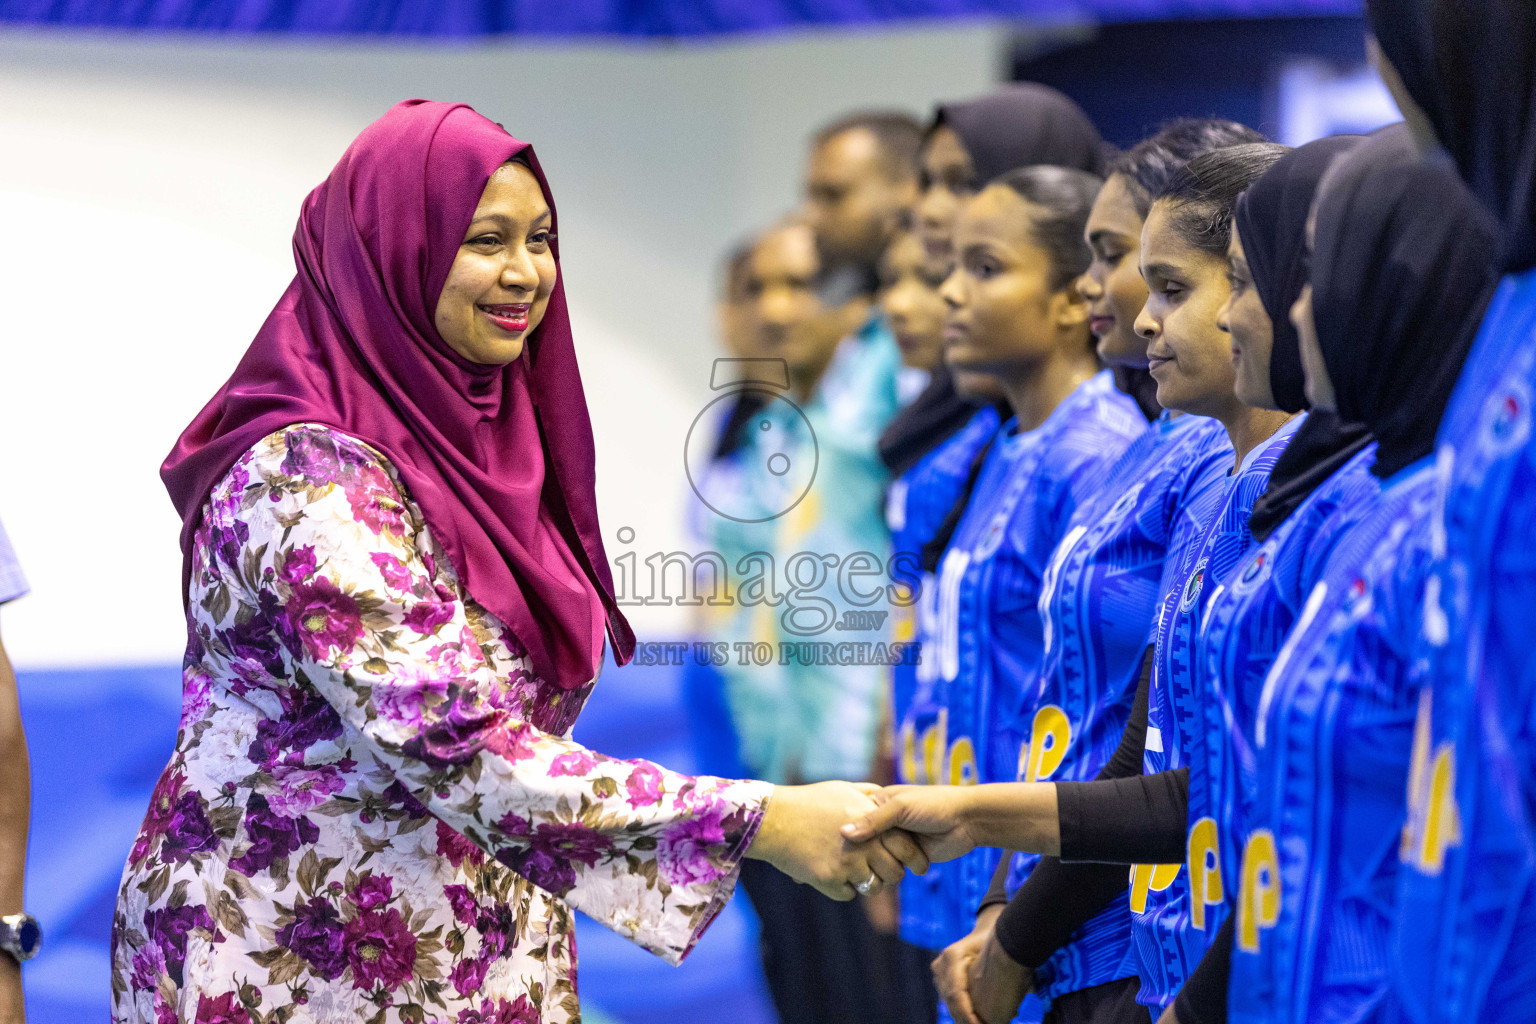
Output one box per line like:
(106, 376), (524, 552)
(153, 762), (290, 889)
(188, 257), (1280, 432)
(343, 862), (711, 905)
(1173, 914), (1234, 1024)
(992, 647), (1155, 967)
(979, 850), (1014, 912)
(1054, 644), (1188, 865)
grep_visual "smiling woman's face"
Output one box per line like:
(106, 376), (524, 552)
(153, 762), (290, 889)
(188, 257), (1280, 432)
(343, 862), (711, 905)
(1134, 200), (1240, 419)
(434, 161), (558, 365)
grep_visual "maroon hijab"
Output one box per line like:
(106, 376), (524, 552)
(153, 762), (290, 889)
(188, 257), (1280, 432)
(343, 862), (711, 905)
(162, 99), (634, 688)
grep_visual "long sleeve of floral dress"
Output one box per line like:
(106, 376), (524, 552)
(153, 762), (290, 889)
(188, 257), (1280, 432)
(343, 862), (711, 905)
(112, 425), (771, 1024)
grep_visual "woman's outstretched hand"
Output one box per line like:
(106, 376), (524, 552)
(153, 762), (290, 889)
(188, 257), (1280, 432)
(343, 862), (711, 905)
(839, 784), (983, 863)
(747, 782), (931, 900)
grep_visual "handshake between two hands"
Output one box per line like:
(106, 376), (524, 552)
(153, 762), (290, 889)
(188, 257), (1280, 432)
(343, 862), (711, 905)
(747, 781), (979, 900)
(747, 782), (1033, 1024)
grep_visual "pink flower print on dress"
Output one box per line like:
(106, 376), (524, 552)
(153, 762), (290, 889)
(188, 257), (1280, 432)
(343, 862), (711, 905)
(347, 466), (409, 538)
(370, 551), (417, 592)
(344, 906), (418, 991)
(547, 750), (604, 777)
(350, 872), (393, 910)
(194, 992), (252, 1024)
(657, 807), (730, 887)
(402, 600), (455, 636)
(279, 545), (319, 584)
(267, 763), (348, 817)
(435, 819), (485, 870)
(284, 576), (365, 661)
(624, 763), (665, 808)
(372, 665), (454, 731)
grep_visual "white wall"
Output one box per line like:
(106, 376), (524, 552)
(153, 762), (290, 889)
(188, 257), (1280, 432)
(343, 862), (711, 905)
(0, 23), (1008, 667)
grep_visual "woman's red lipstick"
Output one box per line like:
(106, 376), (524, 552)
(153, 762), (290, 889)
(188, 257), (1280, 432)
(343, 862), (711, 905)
(480, 303), (530, 332)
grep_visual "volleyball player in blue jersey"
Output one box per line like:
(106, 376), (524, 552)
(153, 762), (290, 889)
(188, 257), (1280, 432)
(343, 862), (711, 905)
(900, 164), (1146, 1016)
(1223, 128), (1500, 1024)
(1364, 5), (1536, 1021)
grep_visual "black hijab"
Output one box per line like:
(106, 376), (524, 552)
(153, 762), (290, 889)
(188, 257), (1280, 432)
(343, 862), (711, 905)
(879, 84), (1105, 477)
(1311, 125), (1502, 480)
(1366, 0), (1536, 272)
(1237, 136), (1375, 540)
(936, 83), (1107, 184)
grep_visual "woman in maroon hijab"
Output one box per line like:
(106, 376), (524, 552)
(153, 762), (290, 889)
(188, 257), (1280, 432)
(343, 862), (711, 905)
(112, 100), (919, 1023)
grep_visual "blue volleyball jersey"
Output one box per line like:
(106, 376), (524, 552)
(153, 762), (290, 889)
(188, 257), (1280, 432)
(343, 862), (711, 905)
(905, 370), (1143, 951)
(1132, 414), (1301, 1009)
(886, 402), (1002, 950)
(1228, 458), (1436, 1024)
(1005, 412), (1229, 1000)
(1393, 267), (1536, 1024)
(1196, 445), (1380, 933)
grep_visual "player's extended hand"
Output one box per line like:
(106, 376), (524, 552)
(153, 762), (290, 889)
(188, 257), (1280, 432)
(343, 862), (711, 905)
(840, 784), (982, 864)
(969, 929), (1033, 1024)
(748, 782), (929, 900)
(932, 904), (1001, 1024)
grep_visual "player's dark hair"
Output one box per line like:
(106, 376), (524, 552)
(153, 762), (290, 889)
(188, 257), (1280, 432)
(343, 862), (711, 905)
(1155, 142), (1291, 258)
(1109, 118), (1267, 217)
(994, 164), (1104, 290)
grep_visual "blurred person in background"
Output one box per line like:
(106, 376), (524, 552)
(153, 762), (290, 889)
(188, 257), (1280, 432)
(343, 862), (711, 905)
(871, 218), (975, 1024)
(804, 111), (923, 316)
(709, 215), (912, 1023)
(914, 84), (1105, 269)
(0, 515), (34, 1024)
(682, 240), (759, 783)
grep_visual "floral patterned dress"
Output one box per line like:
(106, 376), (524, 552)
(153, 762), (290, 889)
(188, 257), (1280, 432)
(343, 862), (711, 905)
(111, 425), (771, 1024)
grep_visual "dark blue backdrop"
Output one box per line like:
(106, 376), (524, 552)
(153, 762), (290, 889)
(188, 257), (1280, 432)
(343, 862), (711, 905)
(0, 0), (1357, 37)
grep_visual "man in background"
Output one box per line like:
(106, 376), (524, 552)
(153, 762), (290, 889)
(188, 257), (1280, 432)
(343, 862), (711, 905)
(803, 112), (923, 311)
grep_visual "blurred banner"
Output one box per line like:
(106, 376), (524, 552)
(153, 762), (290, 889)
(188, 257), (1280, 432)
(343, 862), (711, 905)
(0, 0), (1359, 37)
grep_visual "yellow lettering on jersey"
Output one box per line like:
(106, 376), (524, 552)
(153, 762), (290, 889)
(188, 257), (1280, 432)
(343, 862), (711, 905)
(1187, 817), (1225, 930)
(1129, 863), (1181, 913)
(898, 721), (920, 785)
(1403, 689), (1462, 874)
(921, 710), (947, 786)
(1022, 705), (1072, 782)
(948, 735), (979, 787)
(1237, 829), (1280, 952)
(1417, 744), (1461, 873)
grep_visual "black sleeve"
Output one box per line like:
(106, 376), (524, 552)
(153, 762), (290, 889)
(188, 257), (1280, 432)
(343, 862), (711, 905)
(1094, 644), (1155, 780)
(990, 647), (1155, 968)
(993, 856), (1130, 968)
(1173, 914), (1234, 1024)
(979, 850), (1015, 912)
(1053, 644), (1188, 865)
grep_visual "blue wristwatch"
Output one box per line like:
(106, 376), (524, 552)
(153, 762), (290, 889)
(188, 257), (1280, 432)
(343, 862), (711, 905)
(0, 913), (40, 963)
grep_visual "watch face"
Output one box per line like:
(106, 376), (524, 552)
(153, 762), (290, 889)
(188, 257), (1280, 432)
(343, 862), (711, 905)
(14, 918), (38, 959)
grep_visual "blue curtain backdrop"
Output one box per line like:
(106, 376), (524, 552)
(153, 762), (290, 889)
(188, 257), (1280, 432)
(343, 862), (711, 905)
(0, 0), (1357, 36)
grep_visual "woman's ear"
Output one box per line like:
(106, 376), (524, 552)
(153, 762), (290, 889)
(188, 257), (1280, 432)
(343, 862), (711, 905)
(1051, 286), (1091, 331)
